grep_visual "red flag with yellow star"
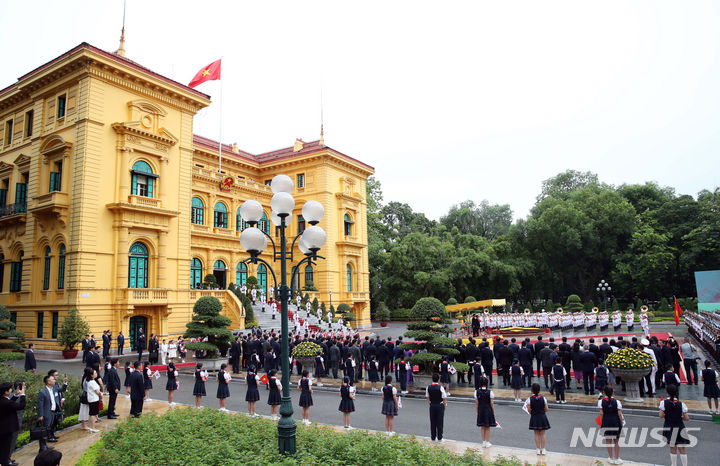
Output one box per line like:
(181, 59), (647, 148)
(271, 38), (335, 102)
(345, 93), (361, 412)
(188, 59), (221, 88)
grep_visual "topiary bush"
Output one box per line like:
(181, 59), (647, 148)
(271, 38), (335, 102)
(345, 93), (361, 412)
(585, 299), (596, 311)
(564, 294), (584, 313)
(183, 296), (233, 357)
(303, 280), (318, 291)
(447, 298), (458, 305)
(464, 296), (477, 303)
(0, 304), (24, 350)
(390, 308), (411, 320)
(410, 297), (448, 321)
(312, 297), (319, 312)
(246, 275), (258, 287)
(337, 303), (351, 313)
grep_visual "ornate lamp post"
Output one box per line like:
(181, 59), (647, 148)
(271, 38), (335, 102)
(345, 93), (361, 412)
(238, 174), (326, 455)
(329, 290), (333, 311)
(596, 280), (611, 313)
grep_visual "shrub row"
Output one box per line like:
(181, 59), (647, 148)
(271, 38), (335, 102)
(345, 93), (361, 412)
(0, 352), (24, 362)
(86, 407), (520, 465)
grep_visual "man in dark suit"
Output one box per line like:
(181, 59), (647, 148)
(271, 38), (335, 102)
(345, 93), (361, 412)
(498, 342), (514, 386)
(102, 330), (111, 360)
(24, 343), (37, 373)
(559, 337), (573, 389)
(46, 370), (67, 440)
(89, 335), (96, 351)
(376, 342), (390, 379)
(588, 338), (601, 360)
(106, 359), (121, 419)
(37, 375), (61, 451)
(518, 341), (534, 387)
(129, 361), (145, 417)
(230, 337), (241, 373)
(508, 338), (520, 357)
(81, 334), (91, 363)
(599, 337), (612, 359)
(136, 330), (146, 362)
(579, 347), (598, 395)
(534, 336), (546, 377)
(86, 346), (101, 370)
(480, 342), (494, 385)
(539, 344), (555, 390)
(1, 381), (26, 466)
(117, 331), (125, 355)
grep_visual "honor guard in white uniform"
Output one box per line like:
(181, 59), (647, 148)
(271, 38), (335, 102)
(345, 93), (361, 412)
(599, 311), (609, 331)
(251, 287), (257, 303)
(640, 306), (650, 337)
(612, 310), (622, 331)
(240, 284), (247, 295)
(625, 309), (635, 331)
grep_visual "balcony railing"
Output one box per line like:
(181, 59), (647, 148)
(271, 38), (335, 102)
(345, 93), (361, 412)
(123, 288), (169, 303)
(0, 203), (27, 218)
(129, 195), (162, 208)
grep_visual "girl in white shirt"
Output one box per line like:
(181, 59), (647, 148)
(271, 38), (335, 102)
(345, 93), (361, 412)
(86, 369), (102, 433)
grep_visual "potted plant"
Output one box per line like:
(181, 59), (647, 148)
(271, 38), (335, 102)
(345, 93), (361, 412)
(605, 348), (654, 403)
(291, 341), (322, 374)
(57, 308), (90, 359)
(376, 302), (390, 327)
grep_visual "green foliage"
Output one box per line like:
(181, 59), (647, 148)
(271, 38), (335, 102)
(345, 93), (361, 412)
(0, 305), (24, 350)
(0, 363), (84, 433)
(58, 308), (89, 351)
(337, 303), (351, 313)
(564, 295), (584, 313)
(90, 408), (514, 466)
(585, 299), (595, 311)
(450, 362), (469, 373)
(0, 352), (23, 362)
(231, 289), (256, 325)
(464, 296), (477, 303)
(410, 297), (448, 321)
(203, 274), (217, 286)
(611, 298), (620, 311)
(303, 280), (318, 291)
(246, 275), (258, 287)
(441, 200), (512, 240)
(183, 296), (232, 357)
(76, 438), (104, 466)
(329, 304), (335, 314)
(342, 312), (356, 322)
(311, 297), (319, 312)
(434, 347), (460, 356)
(375, 302), (391, 322)
(16, 409), (108, 450)
(635, 298), (643, 313)
(447, 298), (458, 305)
(390, 308), (411, 320)
(303, 293), (310, 305)
(658, 297), (670, 313)
(408, 352), (443, 366)
(404, 330), (436, 341)
(320, 302), (326, 312)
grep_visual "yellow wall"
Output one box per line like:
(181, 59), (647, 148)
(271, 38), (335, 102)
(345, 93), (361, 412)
(0, 44), (372, 350)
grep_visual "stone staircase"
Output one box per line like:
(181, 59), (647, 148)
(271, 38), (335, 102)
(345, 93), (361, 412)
(189, 289), (246, 330)
(250, 301), (333, 333)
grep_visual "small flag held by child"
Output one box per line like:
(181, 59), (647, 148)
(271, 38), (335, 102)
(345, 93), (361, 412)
(260, 374), (269, 385)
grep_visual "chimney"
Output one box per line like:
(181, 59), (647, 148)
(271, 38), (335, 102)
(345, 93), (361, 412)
(293, 139), (304, 152)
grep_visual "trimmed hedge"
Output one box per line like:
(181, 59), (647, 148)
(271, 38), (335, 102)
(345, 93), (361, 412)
(0, 352), (24, 362)
(87, 408), (518, 465)
(390, 308), (411, 320)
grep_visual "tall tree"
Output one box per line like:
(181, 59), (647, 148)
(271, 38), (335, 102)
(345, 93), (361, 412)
(537, 170), (600, 202)
(440, 199), (512, 240)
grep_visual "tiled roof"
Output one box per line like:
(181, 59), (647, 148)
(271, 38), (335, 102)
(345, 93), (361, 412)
(0, 42), (210, 100)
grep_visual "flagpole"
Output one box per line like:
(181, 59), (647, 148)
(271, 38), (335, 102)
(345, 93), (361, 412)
(218, 59), (224, 173)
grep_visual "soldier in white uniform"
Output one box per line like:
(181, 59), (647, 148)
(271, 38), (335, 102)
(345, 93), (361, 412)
(240, 284), (247, 295)
(271, 301), (278, 320)
(296, 294), (302, 310)
(305, 300), (312, 315)
(599, 311), (609, 331)
(251, 287), (257, 303)
(640, 311), (650, 338)
(612, 310), (622, 332)
(625, 309), (635, 331)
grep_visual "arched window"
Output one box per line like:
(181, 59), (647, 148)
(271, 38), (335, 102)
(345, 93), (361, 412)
(214, 202), (228, 228)
(214, 260), (226, 271)
(344, 214), (354, 236)
(259, 212), (269, 235)
(257, 263), (267, 295)
(43, 246), (51, 290)
(236, 262), (247, 285)
(297, 215), (305, 234)
(57, 244), (66, 289)
(0, 253), (4, 293)
(190, 258), (203, 289)
(236, 208), (246, 231)
(10, 251), (23, 292)
(131, 160), (156, 198)
(191, 197), (204, 225)
(305, 264), (314, 286)
(128, 242), (149, 288)
(346, 263), (352, 292)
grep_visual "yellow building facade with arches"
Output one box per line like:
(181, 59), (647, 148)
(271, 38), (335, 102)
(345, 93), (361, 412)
(0, 43), (372, 350)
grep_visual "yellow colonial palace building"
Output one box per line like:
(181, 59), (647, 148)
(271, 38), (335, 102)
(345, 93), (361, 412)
(0, 43), (373, 349)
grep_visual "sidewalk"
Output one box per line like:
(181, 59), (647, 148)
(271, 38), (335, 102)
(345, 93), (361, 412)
(11, 394), (653, 466)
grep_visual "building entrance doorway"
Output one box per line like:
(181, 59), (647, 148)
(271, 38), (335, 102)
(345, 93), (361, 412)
(129, 315), (148, 351)
(213, 260), (227, 289)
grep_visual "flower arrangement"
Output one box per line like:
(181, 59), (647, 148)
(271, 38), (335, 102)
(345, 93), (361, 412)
(291, 341), (322, 358)
(605, 348), (654, 370)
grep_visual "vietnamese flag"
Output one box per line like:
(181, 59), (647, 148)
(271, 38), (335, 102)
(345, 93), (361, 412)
(674, 298), (682, 326)
(188, 59), (221, 88)
(260, 374), (269, 385)
(595, 414), (603, 426)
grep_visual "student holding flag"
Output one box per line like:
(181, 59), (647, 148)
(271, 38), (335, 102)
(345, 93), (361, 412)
(193, 363), (208, 408)
(245, 366), (261, 417)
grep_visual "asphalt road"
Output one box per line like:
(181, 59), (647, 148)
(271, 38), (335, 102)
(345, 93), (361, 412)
(9, 359), (720, 465)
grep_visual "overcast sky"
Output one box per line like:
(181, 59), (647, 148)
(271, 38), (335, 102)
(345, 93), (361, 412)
(2, 1), (719, 219)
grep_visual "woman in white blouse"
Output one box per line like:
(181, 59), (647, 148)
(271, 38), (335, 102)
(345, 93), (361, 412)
(167, 340), (178, 360)
(86, 368), (102, 433)
(160, 339), (169, 365)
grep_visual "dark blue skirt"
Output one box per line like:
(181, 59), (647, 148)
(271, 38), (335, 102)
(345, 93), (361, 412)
(477, 403), (497, 427)
(166, 378), (177, 391)
(339, 398), (355, 412)
(529, 413), (551, 430)
(193, 380), (206, 396)
(299, 391), (313, 407)
(217, 384), (230, 399)
(268, 389), (281, 405)
(381, 400), (398, 416)
(245, 385), (259, 402)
